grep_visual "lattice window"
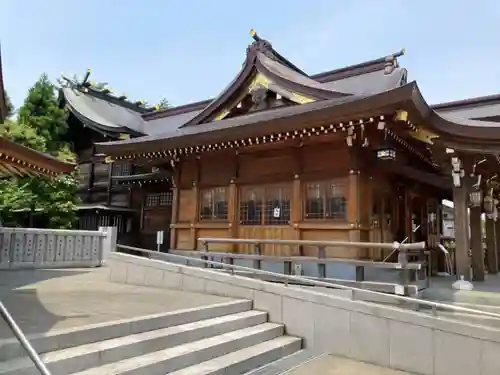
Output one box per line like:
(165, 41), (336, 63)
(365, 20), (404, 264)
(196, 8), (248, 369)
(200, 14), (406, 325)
(199, 187), (228, 220)
(304, 180), (347, 220)
(239, 184), (291, 225)
(146, 191), (173, 207)
(112, 162), (131, 176)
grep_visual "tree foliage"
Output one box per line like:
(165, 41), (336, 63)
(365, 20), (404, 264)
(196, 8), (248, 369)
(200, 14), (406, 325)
(0, 73), (79, 228)
(18, 74), (68, 153)
(157, 98), (170, 109)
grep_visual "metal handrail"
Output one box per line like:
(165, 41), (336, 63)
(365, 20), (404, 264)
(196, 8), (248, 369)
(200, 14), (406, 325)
(0, 301), (51, 375)
(116, 244), (500, 320)
(438, 244), (454, 275)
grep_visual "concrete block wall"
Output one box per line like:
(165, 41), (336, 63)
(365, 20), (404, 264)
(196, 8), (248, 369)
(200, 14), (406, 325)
(107, 252), (500, 375)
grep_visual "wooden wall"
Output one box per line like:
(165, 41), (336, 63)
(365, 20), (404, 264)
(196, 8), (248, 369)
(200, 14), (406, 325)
(170, 138), (376, 258)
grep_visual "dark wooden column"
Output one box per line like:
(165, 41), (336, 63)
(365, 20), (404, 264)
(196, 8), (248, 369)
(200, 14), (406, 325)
(496, 220), (500, 271)
(227, 180), (238, 252)
(169, 166), (181, 250)
(453, 184), (471, 280)
(496, 219), (500, 271)
(470, 205), (484, 281)
(485, 218), (498, 274)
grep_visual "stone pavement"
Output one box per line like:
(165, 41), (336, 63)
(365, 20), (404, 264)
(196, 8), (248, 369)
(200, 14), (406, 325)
(287, 355), (413, 375)
(0, 267), (232, 339)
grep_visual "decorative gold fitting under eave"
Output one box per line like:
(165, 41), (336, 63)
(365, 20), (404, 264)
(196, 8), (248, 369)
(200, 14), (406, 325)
(349, 169), (360, 175)
(394, 110), (408, 122)
(294, 174), (300, 180)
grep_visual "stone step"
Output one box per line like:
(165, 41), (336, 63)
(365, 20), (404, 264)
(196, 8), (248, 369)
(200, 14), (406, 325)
(167, 336), (302, 375)
(0, 310), (267, 375)
(71, 323), (284, 375)
(0, 299), (252, 362)
(244, 349), (321, 375)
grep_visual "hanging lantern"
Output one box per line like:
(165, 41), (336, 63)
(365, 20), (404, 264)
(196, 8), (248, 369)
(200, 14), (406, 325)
(376, 141), (396, 161)
(469, 190), (483, 207)
(376, 128), (396, 161)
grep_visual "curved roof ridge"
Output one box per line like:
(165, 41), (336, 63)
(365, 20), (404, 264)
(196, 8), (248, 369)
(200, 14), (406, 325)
(255, 52), (350, 98)
(312, 49), (405, 83)
(61, 86), (146, 137)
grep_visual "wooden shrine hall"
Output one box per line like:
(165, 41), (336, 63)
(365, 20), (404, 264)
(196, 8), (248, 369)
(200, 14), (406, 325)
(94, 30), (500, 282)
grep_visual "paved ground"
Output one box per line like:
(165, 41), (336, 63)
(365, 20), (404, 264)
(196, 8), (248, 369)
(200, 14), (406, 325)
(423, 274), (500, 306)
(287, 355), (413, 375)
(0, 267), (232, 339)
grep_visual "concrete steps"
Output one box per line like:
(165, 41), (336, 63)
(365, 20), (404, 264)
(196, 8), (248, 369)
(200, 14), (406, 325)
(0, 299), (301, 375)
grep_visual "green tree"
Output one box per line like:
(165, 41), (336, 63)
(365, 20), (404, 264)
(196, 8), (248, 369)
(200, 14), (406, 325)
(0, 74), (80, 228)
(18, 73), (68, 153)
(0, 119), (47, 151)
(157, 97), (170, 109)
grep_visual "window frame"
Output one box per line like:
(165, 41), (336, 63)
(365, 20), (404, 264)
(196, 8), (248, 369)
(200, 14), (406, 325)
(199, 186), (229, 221)
(145, 191), (173, 208)
(303, 178), (348, 221)
(239, 183), (292, 226)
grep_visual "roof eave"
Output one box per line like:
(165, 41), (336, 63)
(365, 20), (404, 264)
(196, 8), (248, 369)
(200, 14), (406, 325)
(95, 83), (418, 157)
(0, 137), (75, 176)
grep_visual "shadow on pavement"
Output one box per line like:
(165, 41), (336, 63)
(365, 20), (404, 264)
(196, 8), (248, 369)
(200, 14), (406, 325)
(0, 269), (91, 339)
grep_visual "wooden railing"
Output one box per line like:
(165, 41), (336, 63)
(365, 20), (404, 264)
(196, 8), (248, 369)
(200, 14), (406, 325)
(193, 238), (427, 296)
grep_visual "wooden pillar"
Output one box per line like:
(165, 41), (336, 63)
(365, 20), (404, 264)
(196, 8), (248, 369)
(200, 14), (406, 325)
(496, 220), (500, 271)
(227, 180), (238, 252)
(291, 174), (302, 255)
(169, 185), (179, 249)
(347, 169), (362, 257)
(169, 166), (181, 250)
(453, 184), (471, 280)
(485, 218), (498, 274)
(190, 181), (199, 250)
(470, 205), (485, 281)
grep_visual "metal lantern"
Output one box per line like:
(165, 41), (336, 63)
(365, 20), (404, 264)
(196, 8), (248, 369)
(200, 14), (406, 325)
(484, 194), (495, 214)
(469, 190), (483, 207)
(376, 141), (396, 161)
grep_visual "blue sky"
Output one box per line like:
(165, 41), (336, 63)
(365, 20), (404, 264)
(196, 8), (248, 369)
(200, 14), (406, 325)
(2, 0), (500, 109)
